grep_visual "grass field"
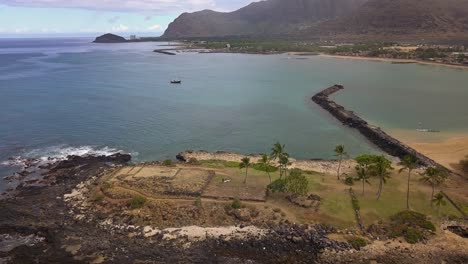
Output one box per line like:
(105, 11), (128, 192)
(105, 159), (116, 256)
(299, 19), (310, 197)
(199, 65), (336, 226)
(96, 160), (466, 230)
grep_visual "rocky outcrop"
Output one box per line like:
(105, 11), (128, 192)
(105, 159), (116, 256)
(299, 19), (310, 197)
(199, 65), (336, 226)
(312, 85), (447, 169)
(93, 33), (127, 43)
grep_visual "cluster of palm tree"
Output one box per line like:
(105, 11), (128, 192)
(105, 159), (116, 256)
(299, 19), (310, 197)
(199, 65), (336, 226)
(240, 142), (291, 184)
(419, 166), (449, 207)
(353, 154), (394, 200)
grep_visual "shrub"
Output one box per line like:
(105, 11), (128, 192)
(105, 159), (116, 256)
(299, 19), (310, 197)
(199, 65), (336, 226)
(404, 227), (424, 244)
(93, 194), (105, 203)
(194, 197), (202, 208)
(347, 237), (368, 250)
(387, 211), (436, 243)
(390, 211), (436, 232)
(285, 170), (309, 195)
(188, 158), (200, 165)
(345, 176), (355, 186)
(252, 163), (278, 172)
(267, 179), (287, 193)
(129, 196), (147, 209)
(351, 196), (360, 211)
(225, 161), (241, 168)
(163, 159), (173, 166)
(231, 198), (243, 209)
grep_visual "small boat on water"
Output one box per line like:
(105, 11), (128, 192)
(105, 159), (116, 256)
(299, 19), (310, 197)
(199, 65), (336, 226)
(170, 80), (182, 84)
(416, 122), (440, 133)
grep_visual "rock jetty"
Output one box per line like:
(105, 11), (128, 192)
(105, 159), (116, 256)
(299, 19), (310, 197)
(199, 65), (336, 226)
(312, 85), (446, 169)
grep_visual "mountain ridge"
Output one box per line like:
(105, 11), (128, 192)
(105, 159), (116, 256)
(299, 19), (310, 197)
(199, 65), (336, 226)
(162, 0), (468, 43)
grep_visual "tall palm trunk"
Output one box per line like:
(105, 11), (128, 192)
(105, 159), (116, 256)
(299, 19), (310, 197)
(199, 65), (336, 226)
(266, 169), (272, 184)
(337, 155), (342, 180)
(406, 170), (411, 210)
(376, 175), (383, 200)
(243, 168), (248, 184)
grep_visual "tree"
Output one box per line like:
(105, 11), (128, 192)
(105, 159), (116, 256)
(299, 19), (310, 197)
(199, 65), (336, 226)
(259, 154), (272, 183)
(271, 142), (285, 162)
(432, 192), (446, 215)
(399, 155), (418, 210)
(355, 155), (374, 195)
(285, 169), (309, 195)
(334, 145), (348, 180)
(460, 155), (468, 174)
(239, 157), (251, 184)
(420, 166), (448, 206)
(369, 155), (393, 200)
(278, 153), (292, 179)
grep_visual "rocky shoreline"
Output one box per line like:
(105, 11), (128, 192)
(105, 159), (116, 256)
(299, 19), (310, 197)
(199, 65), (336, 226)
(1, 152), (467, 263)
(0, 153), (351, 263)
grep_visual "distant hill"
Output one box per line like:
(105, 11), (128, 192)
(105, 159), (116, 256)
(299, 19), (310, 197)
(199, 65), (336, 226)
(93, 34), (127, 43)
(163, 0), (367, 38)
(163, 0), (468, 43)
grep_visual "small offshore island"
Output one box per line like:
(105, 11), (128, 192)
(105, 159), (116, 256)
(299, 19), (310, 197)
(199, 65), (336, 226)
(1, 86), (467, 263)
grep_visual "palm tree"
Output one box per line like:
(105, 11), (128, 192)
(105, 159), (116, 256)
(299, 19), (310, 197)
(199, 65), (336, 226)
(355, 155), (374, 195)
(239, 157), (251, 184)
(370, 155), (393, 200)
(355, 165), (371, 195)
(259, 154), (272, 183)
(279, 153), (292, 179)
(334, 145), (348, 180)
(432, 192), (446, 215)
(271, 142), (285, 162)
(421, 166), (448, 206)
(398, 155), (418, 210)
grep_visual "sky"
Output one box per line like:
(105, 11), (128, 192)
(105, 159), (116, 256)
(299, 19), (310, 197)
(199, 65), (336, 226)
(0, 0), (255, 38)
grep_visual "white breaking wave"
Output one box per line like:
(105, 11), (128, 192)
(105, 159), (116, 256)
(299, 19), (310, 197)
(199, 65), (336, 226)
(1, 145), (123, 169)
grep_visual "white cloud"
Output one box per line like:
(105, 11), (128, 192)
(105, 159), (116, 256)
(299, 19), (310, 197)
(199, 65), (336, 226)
(111, 24), (129, 32)
(147, 24), (162, 31)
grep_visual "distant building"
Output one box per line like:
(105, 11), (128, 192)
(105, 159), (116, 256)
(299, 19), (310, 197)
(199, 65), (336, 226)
(129, 35), (137, 40)
(226, 43), (231, 49)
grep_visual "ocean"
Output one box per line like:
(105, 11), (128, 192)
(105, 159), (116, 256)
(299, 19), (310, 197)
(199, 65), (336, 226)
(1, 38), (468, 191)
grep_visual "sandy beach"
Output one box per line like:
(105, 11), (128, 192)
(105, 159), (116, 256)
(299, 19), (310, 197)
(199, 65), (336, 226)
(388, 129), (468, 174)
(320, 54), (468, 70)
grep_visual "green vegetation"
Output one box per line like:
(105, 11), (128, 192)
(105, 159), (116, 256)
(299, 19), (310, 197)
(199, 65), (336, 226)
(334, 145), (348, 180)
(355, 155), (373, 195)
(387, 211), (435, 244)
(398, 155), (418, 210)
(370, 156), (393, 200)
(420, 166), (449, 206)
(200, 160), (240, 168)
(267, 179), (287, 194)
(344, 176), (354, 186)
(93, 194), (105, 203)
(239, 157), (251, 184)
(163, 159), (173, 166)
(432, 192), (447, 215)
(129, 196), (147, 209)
(188, 157), (200, 165)
(285, 169), (309, 195)
(255, 153), (276, 183)
(351, 191), (361, 211)
(194, 197), (203, 208)
(270, 142), (289, 178)
(347, 237), (368, 250)
(231, 198), (244, 209)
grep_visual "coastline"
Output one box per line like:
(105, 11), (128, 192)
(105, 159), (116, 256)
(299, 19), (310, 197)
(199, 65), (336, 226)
(320, 54), (468, 70)
(387, 129), (468, 174)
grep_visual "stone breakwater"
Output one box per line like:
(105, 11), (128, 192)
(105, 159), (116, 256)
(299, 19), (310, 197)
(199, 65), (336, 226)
(312, 85), (445, 169)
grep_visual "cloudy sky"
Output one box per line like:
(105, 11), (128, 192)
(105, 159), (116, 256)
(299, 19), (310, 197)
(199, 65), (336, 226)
(0, 0), (255, 37)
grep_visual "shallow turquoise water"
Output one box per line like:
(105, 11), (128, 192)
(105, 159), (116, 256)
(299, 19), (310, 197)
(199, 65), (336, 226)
(1, 38), (468, 191)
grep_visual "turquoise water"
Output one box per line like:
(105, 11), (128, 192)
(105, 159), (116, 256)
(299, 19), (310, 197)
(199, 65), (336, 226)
(1, 38), (468, 191)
